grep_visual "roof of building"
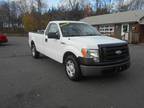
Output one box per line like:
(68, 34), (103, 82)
(81, 10), (144, 25)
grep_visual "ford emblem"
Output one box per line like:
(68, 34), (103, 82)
(115, 50), (122, 55)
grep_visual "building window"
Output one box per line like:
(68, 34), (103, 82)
(122, 24), (129, 33)
(99, 25), (114, 36)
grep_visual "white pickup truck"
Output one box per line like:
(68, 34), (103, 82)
(29, 21), (130, 81)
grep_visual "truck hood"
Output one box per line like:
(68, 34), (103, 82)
(62, 36), (126, 49)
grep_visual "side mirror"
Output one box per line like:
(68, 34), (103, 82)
(48, 32), (60, 39)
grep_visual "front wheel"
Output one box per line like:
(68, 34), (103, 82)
(31, 44), (40, 58)
(64, 55), (82, 81)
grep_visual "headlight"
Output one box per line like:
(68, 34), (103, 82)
(87, 49), (99, 58)
(81, 48), (99, 62)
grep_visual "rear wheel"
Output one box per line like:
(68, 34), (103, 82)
(64, 55), (82, 81)
(31, 44), (40, 58)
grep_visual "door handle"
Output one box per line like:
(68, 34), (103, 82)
(45, 38), (48, 42)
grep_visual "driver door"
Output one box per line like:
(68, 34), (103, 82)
(44, 23), (61, 61)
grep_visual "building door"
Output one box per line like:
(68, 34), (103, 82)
(121, 24), (129, 41)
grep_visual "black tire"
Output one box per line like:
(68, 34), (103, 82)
(64, 55), (82, 81)
(31, 44), (40, 58)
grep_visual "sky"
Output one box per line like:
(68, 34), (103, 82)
(47, 0), (59, 7)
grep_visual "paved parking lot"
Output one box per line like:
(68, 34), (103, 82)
(0, 37), (144, 108)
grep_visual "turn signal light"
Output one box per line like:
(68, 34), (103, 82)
(81, 48), (87, 57)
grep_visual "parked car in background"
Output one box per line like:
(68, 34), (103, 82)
(0, 34), (8, 43)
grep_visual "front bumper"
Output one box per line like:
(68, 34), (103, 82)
(78, 57), (130, 76)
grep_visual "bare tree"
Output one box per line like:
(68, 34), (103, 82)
(35, 0), (47, 14)
(60, 0), (88, 10)
(128, 0), (144, 10)
(114, 0), (129, 12)
(16, 0), (30, 14)
(0, 1), (11, 30)
(35, 0), (42, 13)
(114, 0), (144, 12)
(92, 0), (111, 15)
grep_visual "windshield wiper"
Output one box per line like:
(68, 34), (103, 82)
(64, 34), (101, 37)
(87, 34), (101, 36)
(64, 34), (78, 37)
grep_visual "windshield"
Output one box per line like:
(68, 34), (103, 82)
(59, 23), (101, 37)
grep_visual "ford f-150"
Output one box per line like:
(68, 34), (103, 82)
(29, 21), (130, 81)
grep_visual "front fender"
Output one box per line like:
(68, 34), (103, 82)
(59, 46), (83, 63)
(64, 46), (82, 57)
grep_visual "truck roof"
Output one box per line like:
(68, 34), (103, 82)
(49, 21), (86, 24)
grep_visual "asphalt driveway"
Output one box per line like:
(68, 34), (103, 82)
(0, 37), (144, 108)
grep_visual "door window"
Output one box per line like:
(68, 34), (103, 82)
(48, 23), (59, 34)
(45, 23), (59, 36)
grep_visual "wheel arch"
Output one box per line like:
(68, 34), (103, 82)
(63, 51), (78, 64)
(30, 40), (36, 49)
(31, 40), (35, 46)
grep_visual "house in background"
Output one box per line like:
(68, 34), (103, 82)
(81, 10), (144, 43)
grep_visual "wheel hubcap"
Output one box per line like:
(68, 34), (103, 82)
(66, 60), (75, 77)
